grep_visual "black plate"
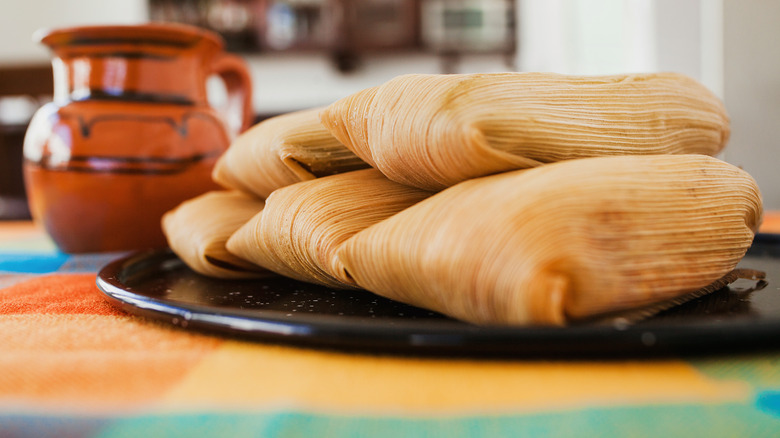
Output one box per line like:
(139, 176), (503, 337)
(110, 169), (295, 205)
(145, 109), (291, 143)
(96, 234), (780, 358)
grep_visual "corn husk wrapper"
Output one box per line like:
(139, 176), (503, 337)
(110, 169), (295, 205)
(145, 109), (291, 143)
(335, 155), (762, 326)
(213, 108), (369, 199)
(227, 169), (432, 289)
(321, 72), (731, 191)
(162, 191), (270, 279)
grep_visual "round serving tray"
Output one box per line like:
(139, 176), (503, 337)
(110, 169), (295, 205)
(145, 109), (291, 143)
(96, 234), (780, 358)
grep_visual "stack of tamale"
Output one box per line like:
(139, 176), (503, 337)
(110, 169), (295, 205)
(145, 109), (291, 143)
(162, 71), (762, 326)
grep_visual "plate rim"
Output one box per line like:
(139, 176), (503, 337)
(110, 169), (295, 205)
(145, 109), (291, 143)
(96, 234), (780, 358)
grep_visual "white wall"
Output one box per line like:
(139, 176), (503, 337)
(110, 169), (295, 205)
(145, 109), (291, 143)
(517, 0), (711, 81)
(244, 52), (512, 115)
(517, 0), (658, 75)
(0, 0), (149, 63)
(722, 0), (780, 209)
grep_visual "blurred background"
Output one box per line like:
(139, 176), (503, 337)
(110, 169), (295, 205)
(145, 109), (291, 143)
(1, 0), (778, 219)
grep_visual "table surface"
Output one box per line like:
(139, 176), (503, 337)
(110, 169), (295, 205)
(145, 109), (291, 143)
(2, 217), (780, 437)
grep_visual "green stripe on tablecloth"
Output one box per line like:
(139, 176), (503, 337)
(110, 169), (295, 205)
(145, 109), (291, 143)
(5, 398), (774, 438)
(691, 354), (780, 388)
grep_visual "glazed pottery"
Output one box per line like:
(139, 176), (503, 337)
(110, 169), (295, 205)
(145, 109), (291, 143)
(24, 23), (253, 253)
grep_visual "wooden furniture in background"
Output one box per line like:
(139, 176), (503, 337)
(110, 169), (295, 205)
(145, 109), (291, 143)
(0, 64), (53, 220)
(0, 64), (53, 97)
(148, 0), (516, 72)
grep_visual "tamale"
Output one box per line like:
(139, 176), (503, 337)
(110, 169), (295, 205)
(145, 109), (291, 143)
(321, 86), (379, 168)
(213, 107), (369, 199)
(226, 169), (432, 289)
(320, 72), (731, 190)
(162, 191), (270, 279)
(335, 155), (762, 326)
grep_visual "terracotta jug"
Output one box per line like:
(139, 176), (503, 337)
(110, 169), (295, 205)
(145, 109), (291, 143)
(24, 23), (252, 253)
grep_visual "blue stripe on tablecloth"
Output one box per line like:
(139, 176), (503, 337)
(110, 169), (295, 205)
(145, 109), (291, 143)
(0, 252), (70, 274)
(756, 390), (780, 417)
(0, 251), (126, 275)
(2, 400), (779, 438)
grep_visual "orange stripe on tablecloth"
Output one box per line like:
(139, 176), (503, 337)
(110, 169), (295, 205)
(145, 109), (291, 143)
(0, 313), (223, 408)
(0, 274), (123, 316)
(760, 211), (780, 234)
(0, 271), (224, 408)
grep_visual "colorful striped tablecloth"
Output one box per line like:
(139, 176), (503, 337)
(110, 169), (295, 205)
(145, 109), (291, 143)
(1, 219), (780, 437)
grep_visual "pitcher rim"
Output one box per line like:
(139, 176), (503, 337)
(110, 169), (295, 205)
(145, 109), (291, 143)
(35, 22), (224, 51)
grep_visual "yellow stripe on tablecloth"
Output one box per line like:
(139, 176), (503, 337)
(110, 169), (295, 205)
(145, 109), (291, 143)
(161, 340), (749, 415)
(0, 221), (57, 252)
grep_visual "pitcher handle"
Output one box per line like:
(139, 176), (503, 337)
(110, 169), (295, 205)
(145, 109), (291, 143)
(210, 53), (254, 139)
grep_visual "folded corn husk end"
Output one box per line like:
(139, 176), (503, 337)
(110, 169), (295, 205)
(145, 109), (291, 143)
(214, 107), (365, 199)
(278, 139), (369, 183)
(227, 169), (432, 290)
(336, 154), (762, 327)
(320, 86), (379, 167)
(162, 191), (271, 279)
(225, 199), (326, 286)
(279, 153), (318, 183)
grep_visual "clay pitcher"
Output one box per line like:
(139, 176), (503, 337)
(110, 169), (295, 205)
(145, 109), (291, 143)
(23, 23), (252, 253)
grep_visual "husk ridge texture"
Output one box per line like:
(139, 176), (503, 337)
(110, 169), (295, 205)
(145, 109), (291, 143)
(335, 155), (761, 325)
(213, 107), (369, 199)
(320, 72), (730, 190)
